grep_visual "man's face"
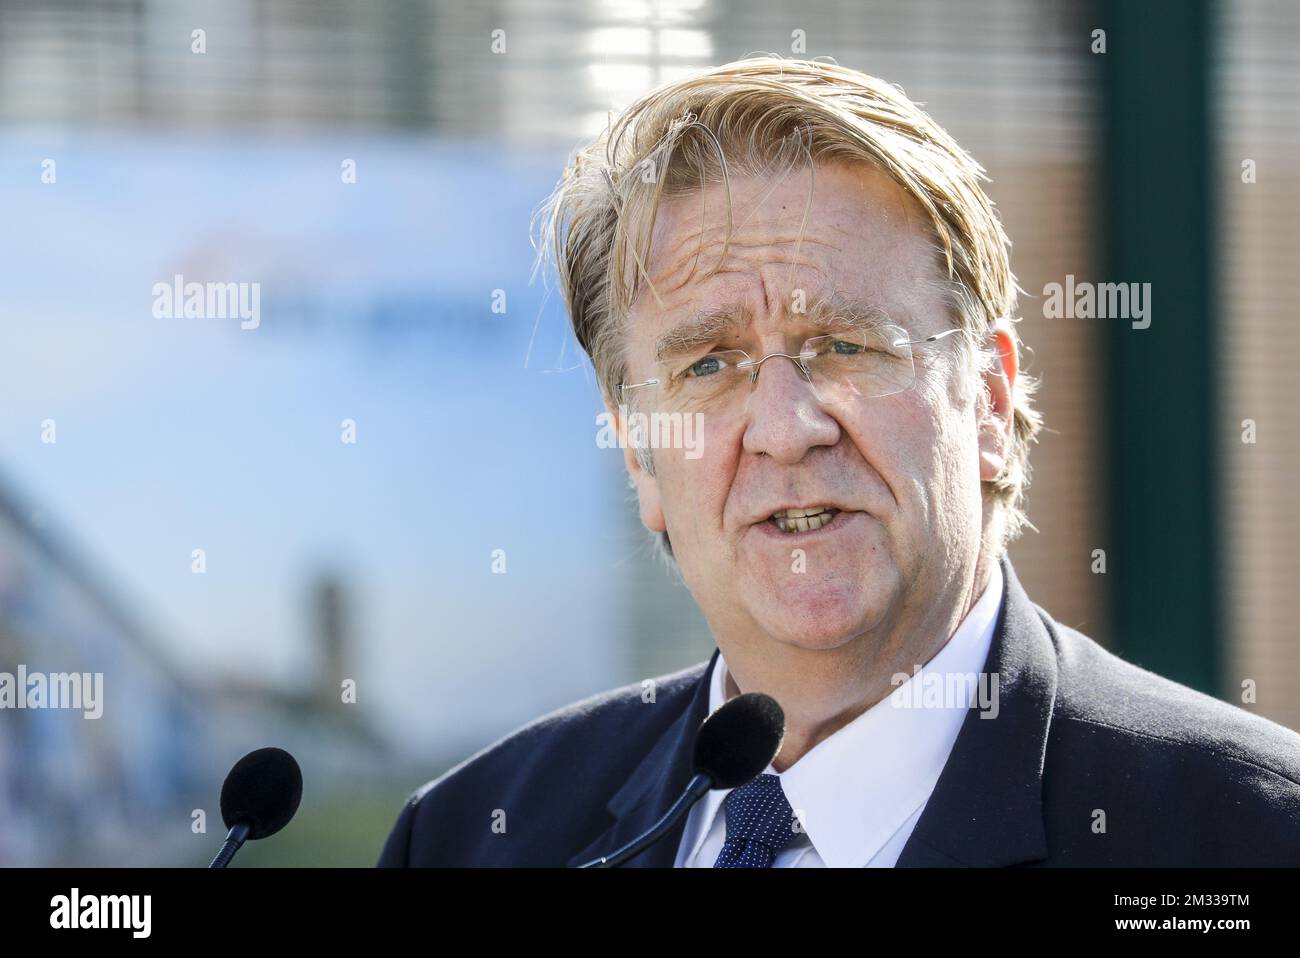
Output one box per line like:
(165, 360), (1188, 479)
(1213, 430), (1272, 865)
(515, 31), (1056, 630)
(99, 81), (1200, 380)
(618, 160), (1010, 653)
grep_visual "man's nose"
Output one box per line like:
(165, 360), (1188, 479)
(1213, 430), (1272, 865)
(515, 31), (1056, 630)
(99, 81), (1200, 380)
(740, 352), (841, 464)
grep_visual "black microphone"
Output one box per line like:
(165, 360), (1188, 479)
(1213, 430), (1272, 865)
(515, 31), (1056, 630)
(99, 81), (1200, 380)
(576, 691), (784, 867)
(208, 746), (303, 868)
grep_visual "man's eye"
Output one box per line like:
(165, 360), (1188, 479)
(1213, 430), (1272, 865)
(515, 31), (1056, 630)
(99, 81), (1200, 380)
(686, 355), (724, 377)
(830, 339), (863, 355)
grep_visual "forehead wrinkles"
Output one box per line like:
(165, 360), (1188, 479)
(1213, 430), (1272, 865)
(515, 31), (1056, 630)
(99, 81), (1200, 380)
(635, 166), (816, 294)
(626, 166), (943, 340)
(643, 217), (841, 300)
(639, 167), (921, 303)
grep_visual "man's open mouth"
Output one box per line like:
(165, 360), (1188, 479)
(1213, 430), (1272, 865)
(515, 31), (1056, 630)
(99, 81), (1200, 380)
(768, 506), (841, 533)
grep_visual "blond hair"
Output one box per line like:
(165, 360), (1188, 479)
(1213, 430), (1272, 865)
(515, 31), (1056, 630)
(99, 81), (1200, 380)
(536, 55), (1043, 562)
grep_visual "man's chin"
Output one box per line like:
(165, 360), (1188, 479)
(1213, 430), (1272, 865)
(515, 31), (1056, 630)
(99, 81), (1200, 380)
(727, 535), (900, 647)
(745, 584), (885, 651)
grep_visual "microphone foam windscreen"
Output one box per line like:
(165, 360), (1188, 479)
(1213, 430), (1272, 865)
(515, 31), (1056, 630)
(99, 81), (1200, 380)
(220, 746), (303, 840)
(693, 692), (785, 789)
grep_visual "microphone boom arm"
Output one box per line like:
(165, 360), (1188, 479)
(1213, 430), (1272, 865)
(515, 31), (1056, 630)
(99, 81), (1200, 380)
(209, 822), (252, 869)
(576, 772), (713, 868)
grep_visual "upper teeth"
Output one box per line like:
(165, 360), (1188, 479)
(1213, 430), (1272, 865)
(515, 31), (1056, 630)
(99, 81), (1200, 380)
(773, 506), (831, 519)
(770, 507), (839, 533)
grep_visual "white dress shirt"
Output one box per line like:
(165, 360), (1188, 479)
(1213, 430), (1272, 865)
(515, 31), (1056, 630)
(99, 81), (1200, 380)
(675, 561), (1004, 867)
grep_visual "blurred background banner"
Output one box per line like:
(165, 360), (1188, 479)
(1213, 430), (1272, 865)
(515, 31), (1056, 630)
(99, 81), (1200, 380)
(0, 0), (1296, 865)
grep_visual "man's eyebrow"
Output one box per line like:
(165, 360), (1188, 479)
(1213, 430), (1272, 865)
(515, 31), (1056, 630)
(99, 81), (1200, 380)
(653, 294), (899, 362)
(803, 293), (898, 333)
(654, 306), (751, 362)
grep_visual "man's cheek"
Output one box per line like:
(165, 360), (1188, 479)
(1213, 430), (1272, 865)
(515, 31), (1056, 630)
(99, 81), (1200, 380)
(666, 472), (718, 546)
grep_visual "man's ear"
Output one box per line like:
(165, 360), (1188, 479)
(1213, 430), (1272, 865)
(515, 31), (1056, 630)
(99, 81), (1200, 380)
(607, 400), (667, 535)
(977, 326), (1018, 483)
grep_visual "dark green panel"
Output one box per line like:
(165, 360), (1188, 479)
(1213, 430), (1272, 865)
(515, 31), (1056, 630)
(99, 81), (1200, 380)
(1096, 0), (1221, 693)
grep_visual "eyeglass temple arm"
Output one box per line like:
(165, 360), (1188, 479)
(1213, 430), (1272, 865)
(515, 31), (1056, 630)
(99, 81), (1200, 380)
(893, 327), (963, 347)
(616, 379), (660, 404)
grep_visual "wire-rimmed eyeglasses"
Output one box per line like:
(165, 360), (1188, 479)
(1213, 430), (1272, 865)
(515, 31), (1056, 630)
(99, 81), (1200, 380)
(616, 324), (962, 413)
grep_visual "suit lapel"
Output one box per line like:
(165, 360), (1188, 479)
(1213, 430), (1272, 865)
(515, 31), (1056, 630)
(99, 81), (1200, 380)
(567, 648), (719, 867)
(569, 553), (1057, 868)
(895, 553), (1057, 866)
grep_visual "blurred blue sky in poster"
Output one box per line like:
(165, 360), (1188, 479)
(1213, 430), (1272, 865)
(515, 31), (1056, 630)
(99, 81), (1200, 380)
(0, 131), (635, 757)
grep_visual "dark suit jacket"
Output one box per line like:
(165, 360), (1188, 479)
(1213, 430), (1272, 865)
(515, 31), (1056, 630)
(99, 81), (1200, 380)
(378, 553), (1300, 866)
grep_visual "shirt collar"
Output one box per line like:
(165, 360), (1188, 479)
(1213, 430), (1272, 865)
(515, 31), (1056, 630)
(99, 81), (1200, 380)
(686, 561), (1005, 868)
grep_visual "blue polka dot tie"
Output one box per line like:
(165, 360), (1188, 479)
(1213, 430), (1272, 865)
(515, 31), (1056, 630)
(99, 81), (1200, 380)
(712, 773), (800, 867)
